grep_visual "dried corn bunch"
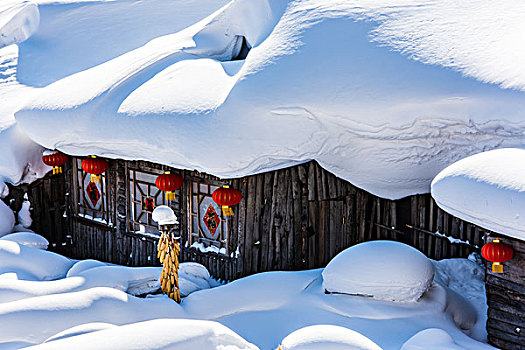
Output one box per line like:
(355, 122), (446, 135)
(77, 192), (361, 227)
(157, 232), (181, 302)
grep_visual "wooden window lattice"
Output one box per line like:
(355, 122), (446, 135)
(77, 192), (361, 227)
(128, 168), (180, 236)
(74, 158), (111, 224)
(189, 181), (229, 254)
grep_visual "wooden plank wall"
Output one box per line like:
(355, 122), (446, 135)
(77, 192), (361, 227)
(229, 162), (484, 278)
(485, 235), (525, 350)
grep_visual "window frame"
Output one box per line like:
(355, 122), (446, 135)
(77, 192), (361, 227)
(72, 157), (112, 225)
(127, 167), (181, 237)
(187, 179), (229, 255)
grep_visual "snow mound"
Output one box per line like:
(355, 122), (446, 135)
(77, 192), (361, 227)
(279, 325), (382, 350)
(1, 232), (48, 249)
(44, 322), (117, 343)
(0, 240), (72, 280)
(0, 287), (182, 344)
(24, 318), (258, 350)
(0, 0), (39, 48)
(152, 205), (178, 225)
(0, 200), (15, 237)
(15, 0), (525, 200)
(322, 241), (434, 302)
(66, 259), (108, 277)
(432, 148), (525, 241)
(401, 328), (466, 350)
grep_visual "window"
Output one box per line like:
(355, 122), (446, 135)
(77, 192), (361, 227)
(128, 168), (180, 236)
(74, 158), (111, 224)
(188, 181), (228, 254)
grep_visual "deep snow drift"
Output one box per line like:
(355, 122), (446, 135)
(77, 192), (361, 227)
(432, 148), (525, 241)
(0, 236), (494, 350)
(12, 0), (525, 199)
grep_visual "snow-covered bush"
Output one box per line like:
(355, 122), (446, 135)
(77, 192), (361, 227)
(1, 232), (48, 250)
(279, 325), (382, 350)
(322, 241), (434, 302)
(23, 318), (258, 350)
(0, 200), (15, 237)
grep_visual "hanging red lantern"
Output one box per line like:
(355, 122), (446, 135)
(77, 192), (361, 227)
(481, 238), (514, 273)
(212, 185), (242, 216)
(81, 156), (109, 183)
(155, 171), (183, 201)
(42, 150), (68, 175)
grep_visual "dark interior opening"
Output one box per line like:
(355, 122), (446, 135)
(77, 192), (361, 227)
(231, 35), (251, 61)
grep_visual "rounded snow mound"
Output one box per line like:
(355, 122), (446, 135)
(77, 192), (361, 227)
(66, 259), (108, 278)
(431, 148), (525, 241)
(279, 325), (382, 350)
(23, 318), (258, 350)
(1, 232), (49, 250)
(401, 328), (465, 350)
(322, 241), (434, 302)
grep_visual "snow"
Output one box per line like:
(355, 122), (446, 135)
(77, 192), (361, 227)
(16, 199), (31, 228)
(0, 232), (49, 250)
(0, 240), (72, 280)
(43, 322), (117, 343)
(0, 44), (48, 187)
(0, 1), (39, 49)
(279, 325), (382, 350)
(152, 205), (178, 225)
(322, 241), (434, 302)
(25, 319), (258, 350)
(0, 235), (494, 349)
(12, 0), (525, 199)
(431, 148), (525, 241)
(401, 328), (465, 350)
(0, 200), (15, 237)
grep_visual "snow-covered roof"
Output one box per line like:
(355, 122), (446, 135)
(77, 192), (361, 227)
(13, 0), (525, 199)
(431, 148), (525, 242)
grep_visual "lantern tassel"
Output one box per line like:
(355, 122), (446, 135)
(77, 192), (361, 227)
(90, 174), (101, 183)
(222, 206), (234, 216)
(52, 166), (62, 175)
(165, 191), (176, 201)
(492, 262), (503, 274)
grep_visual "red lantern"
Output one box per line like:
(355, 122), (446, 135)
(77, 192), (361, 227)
(155, 171), (183, 201)
(42, 150), (68, 175)
(481, 238), (514, 273)
(81, 156), (109, 183)
(212, 186), (242, 216)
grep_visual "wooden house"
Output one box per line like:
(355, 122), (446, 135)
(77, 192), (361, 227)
(25, 156), (485, 282)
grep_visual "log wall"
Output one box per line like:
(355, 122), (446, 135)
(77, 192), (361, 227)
(485, 235), (525, 350)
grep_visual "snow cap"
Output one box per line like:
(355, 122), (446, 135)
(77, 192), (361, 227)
(322, 241), (434, 302)
(152, 205), (178, 225)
